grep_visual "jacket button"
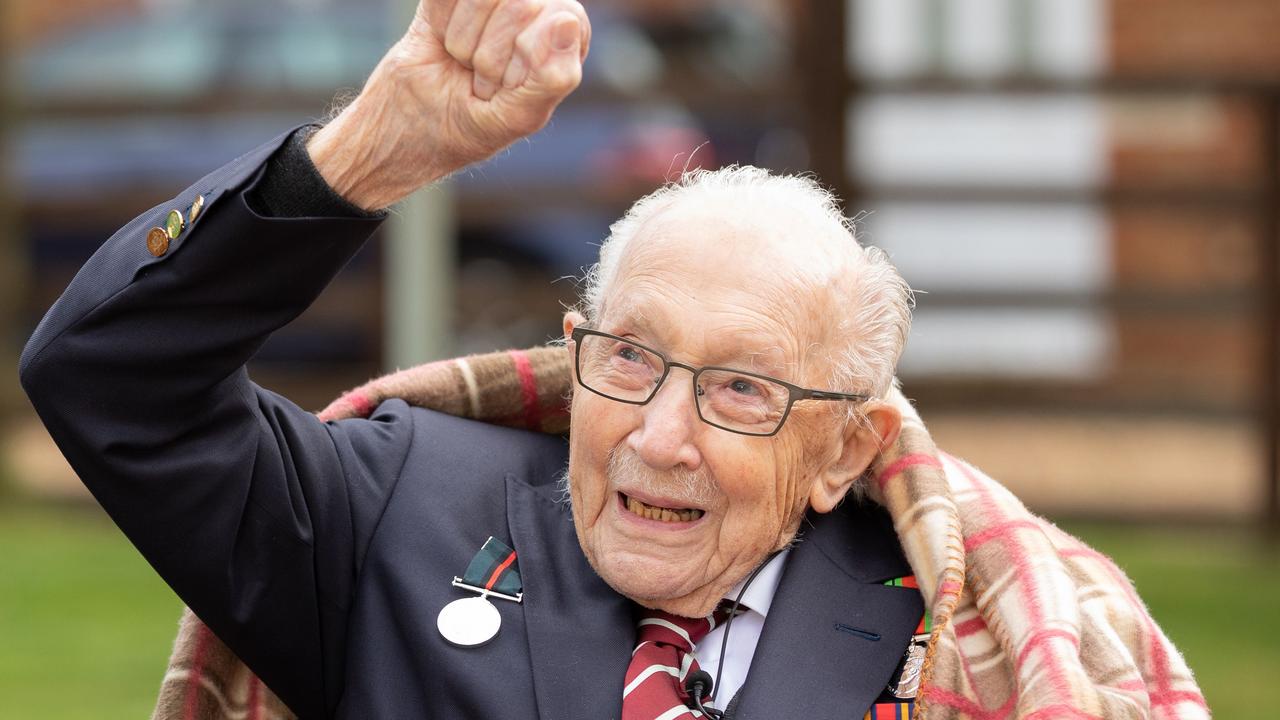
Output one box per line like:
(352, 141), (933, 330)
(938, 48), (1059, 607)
(188, 194), (205, 223)
(146, 227), (169, 256)
(165, 209), (186, 239)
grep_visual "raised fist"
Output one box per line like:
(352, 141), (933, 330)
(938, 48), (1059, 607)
(308, 0), (591, 210)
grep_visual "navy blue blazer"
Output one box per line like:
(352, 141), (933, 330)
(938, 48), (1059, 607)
(20, 129), (924, 719)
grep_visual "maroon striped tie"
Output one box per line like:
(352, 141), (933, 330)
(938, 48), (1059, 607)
(622, 607), (730, 720)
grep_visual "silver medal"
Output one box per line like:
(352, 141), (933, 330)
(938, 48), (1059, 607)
(436, 577), (523, 648)
(890, 634), (930, 699)
(437, 595), (502, 648)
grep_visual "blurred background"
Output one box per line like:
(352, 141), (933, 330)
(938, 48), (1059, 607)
(1, 0), (1277, 717)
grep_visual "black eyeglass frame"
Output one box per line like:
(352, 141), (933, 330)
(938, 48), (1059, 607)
(569, 327), (871, 437)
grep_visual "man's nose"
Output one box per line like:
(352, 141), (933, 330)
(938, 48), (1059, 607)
(628, 370), (703, 471)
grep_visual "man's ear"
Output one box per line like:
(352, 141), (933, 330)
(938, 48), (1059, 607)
(808, 402), (902, 514)
(563, 310), (585, 344)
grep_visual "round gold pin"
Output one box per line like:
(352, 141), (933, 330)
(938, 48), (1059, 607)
(188, 194), (205, 224)
(165, 209), (186, 239)
(146, 227), (170, 257)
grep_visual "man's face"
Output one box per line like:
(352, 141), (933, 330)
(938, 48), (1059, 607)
(562, 204), (851, 616)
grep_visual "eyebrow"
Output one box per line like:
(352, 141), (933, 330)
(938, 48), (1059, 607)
(604, 314), (794, 379)
(601, 304), (661, 341)
(716, 345), (790, 377)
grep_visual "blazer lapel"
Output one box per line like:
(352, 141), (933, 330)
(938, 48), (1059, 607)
(730, 499), (924, 720)
(506, 475), (634, 720)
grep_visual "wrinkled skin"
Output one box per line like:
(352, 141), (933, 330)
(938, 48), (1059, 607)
(308, 0), (591, 210)
(562, 202), (902, 617)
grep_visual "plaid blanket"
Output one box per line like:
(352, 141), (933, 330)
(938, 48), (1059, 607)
(150, 347), (1209, 720)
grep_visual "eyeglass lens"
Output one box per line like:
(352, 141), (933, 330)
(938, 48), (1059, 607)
(576, 333), (790, 434)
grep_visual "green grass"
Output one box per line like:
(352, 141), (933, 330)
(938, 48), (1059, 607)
(0, 501), (1274, 719)
(1063, 522), (1280, 720)
(0, 501), (182, 720)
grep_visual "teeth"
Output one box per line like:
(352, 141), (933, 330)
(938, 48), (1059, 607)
(623, 495), (703, 523)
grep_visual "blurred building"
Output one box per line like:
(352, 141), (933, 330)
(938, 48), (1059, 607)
(5, 0), (1278, 521)
(831, 0), (1278, 519)
(10, 0), (798, 406)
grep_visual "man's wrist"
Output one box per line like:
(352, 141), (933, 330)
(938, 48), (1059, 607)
(249, 126), (384, 220)
(306, 76), (451, 211)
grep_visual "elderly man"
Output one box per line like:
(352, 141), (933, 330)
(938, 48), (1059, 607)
(22, 1), (1207, 719)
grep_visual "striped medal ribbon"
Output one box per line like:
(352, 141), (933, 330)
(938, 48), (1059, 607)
(436, 536), (523, 648)
(865, 575), (932, 720)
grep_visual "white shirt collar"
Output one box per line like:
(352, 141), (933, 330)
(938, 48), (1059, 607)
(722, 548), (789, 618)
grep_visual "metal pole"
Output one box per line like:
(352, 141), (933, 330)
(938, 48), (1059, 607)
(386, 186), (454, 369)
(384, 0), (454, 370)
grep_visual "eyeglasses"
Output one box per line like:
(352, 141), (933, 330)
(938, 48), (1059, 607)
(569, 327), (870, 437)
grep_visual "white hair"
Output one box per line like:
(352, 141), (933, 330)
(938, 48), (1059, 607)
(577, 165), (913, 404)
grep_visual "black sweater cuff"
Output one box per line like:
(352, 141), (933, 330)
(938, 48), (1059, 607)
(247, 125), (386, 220)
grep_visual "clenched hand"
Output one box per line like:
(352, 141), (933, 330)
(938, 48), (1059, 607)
(308, 0), (590, 210)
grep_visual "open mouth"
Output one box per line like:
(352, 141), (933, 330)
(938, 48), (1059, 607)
(619, 492), (705, 523)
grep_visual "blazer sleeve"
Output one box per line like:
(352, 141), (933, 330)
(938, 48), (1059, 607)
(19, 127), (403, 718)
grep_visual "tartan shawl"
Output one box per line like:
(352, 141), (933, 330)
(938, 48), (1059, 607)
(151, 347), (1209, 720)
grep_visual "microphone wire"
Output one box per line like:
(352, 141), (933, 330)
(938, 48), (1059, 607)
(707, 550), (783, 716)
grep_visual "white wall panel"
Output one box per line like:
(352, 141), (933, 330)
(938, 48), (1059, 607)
(947, 0), (1017, 78)
(848, 0), (930, 78)
(861, 202), (1110, 293)
(1029, 0), (1106, 78)
(849, 94), (1108, 187)
(898, 307), (1114, 379)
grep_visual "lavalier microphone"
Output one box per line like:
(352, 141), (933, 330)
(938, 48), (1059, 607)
(684, 670), (722, 719)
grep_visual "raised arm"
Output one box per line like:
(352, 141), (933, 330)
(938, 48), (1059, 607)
(310, 0), (590, 210)
(18, 1), (587, 715)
